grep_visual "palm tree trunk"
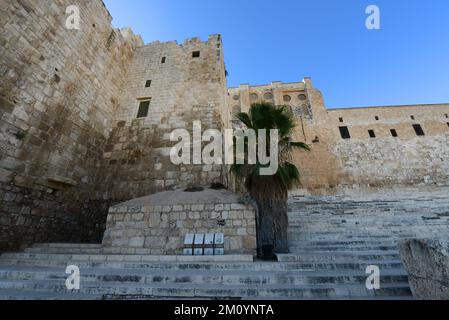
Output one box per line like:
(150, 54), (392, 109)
(249, 176), (289, 259)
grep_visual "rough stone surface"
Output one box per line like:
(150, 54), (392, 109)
(230, 81), (449, 191)
(0, 0), (142, 251)
(398, 239), (449, 300)
(102, 189), (257, 255)
(1, 0), (449, 253)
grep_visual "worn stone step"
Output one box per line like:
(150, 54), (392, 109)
(0, 279), (412, 299)
(276, 251), (401, 262)
(288, 240), (399, 247)
(0, 258), (405, 272)
(0, 253), (253, 263)
(0, 289), (100, 300)
(31, 243), (103, 249)
(0, 266), (409, 286)
(288, 245), (398, 252)
(1, 250), (402, 265)
(24, 247), (104, 254)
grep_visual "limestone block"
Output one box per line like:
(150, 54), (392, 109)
(398, 239), (449, 300)
(128, 237), (144, 248)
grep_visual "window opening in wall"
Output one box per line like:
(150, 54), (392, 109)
(161, 57), (166, 63)
(339, 117), (344, 123)
(137, 100), (150, 118)
(368, 130), (376, 138)
(410, 115), (415, 120)
(375, 116), (379, 120)
(447, 122), (449, 128)
(145, 80), (152, 88)
(445, 114), (448, 118)
(192, 51), (200, 58)
(390, 129), (398, 137)
(412, 124), (425, 136)
(339, 126), (351, 139)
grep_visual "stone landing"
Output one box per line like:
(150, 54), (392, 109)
(101, 189), (257, 255)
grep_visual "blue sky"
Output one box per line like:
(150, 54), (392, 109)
(104, 0), (449, 109)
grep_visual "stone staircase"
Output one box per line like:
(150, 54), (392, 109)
(1, 188), (448, 300)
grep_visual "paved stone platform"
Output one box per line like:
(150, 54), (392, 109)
(1, 187), (448, 300)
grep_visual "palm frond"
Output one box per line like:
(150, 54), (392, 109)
(289, 141), (311, 151)
(235, 112), (253, 129)
(231, 102), (307, 191)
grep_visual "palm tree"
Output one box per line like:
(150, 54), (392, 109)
(231, 102), (310, 259)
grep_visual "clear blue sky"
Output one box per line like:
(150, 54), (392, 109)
(104, 0), (449, 109)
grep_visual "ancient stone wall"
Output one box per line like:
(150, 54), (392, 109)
(102, 36), (228, 200)
(228, 80), (449, 191)
(0, 0), (142, 251)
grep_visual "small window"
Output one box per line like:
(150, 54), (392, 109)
(375, 116), (379, 121)
(161, 57), (166, 63)
(390, 129), (398, 137)
(368, 130), (376, 138)
(410, 115), (415, 120)
(137, 100), (150, 118)
(250, 93), (258, 101)
(192, 51), (200, 58)
(145, 80), (152, 88)
(339, 126), (351, 139)
(339, 117), (344, 123)
(264, 92), (273, 100)
(412, 124), (425, 136)
(445, 114), (448, 118)
(446, 122), (449, 127)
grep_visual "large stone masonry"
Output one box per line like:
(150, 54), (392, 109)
(102, 189), (257, 255)
(0, 0), (143, 251)
(101, 35), (229, 201)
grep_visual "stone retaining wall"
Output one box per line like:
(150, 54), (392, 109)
(102, 201), (257, 255)
(0, 0), (142, 251)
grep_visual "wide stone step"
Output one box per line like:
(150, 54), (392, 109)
(287, 234), (406, 241)
(4, 251), (402, 264)
(288, 245), (398, 252)
(0, 289), (100, 300)
(24, 247), (104, 254)
(0, 279), (412, 299)
(32, 243), (103, 249)
(0, 258), (406, 272)
(276, 251), (401, 262)
(0, 253), (253, 263)
(288, 240), (399, 247)
(0, 266), (409, 286)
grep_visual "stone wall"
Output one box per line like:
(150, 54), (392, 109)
(333, 132), (449, 187)
(102, 36), (228, 200)
(102, 190), (257, 255)
(0, 0), (142, 251)
(229, 79), (449, 192)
